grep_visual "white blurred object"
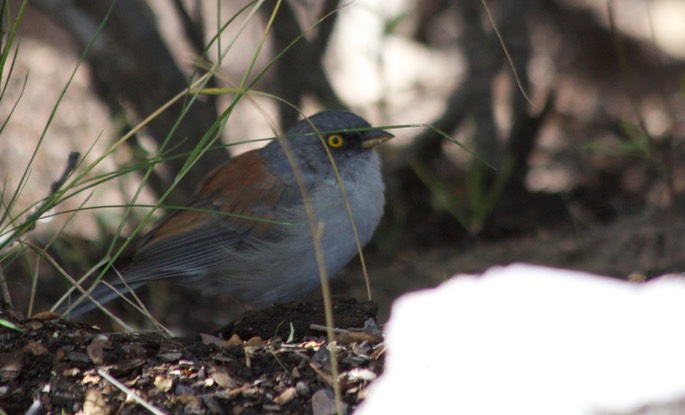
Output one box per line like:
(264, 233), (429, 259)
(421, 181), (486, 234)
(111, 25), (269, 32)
(356, 264), (685, 415)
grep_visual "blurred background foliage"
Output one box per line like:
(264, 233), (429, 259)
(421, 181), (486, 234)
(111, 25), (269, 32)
(2, 0), (684, 329)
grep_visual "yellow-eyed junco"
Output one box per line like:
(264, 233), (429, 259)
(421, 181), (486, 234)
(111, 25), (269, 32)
(61, 110), (393, 317)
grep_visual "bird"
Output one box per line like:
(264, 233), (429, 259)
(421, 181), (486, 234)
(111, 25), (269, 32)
(60, 110), (393, 318)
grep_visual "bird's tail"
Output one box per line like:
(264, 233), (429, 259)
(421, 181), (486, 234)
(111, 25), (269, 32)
(56, 279), (146, 319)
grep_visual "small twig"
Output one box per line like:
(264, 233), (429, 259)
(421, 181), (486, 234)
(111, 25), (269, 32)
(50, 152), (80, 194)
(309, 324), (348, 334)
(22, 152), (80, 235)
(309, 361), (335, 387)
(480, 0), (533, 107)
(310, 319), (384, 336)
(98, 369), (167, 415)
(0, 263), (12, 307)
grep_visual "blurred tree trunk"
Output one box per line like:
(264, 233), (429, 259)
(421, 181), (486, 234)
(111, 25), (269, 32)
(263, 0), (344, 127)
(33, 0), (225, 203)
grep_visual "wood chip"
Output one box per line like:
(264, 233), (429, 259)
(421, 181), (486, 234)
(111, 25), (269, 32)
(154, 375), (173, 393)
(273, 386), (297, 404)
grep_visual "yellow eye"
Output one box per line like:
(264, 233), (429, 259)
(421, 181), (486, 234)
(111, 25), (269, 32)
(327, 134), (344, 148)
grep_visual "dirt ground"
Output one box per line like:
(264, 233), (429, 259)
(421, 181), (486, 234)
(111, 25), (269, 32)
(0, 297), (383, 415)
(2, 213), (684, 414)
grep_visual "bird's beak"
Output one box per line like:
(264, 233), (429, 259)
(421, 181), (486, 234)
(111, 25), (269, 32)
(361, 130), (394, 149)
